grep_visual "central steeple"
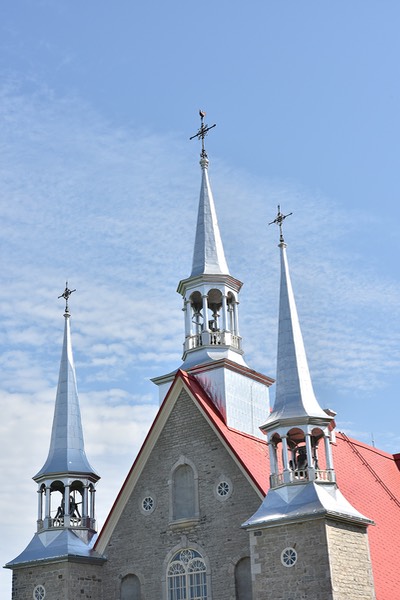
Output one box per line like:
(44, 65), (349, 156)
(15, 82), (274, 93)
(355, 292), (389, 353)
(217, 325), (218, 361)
(153, 112), (273, 437)
(177, 111), (246, 369)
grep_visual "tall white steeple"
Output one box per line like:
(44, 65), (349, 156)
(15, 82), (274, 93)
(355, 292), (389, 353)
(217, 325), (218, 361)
(243, 209), (375, 600)
(176, 112), (246, 370)
(153, 112), (273, 437)
(36, 287), (98, 479)
(244, 207), (371, 526)
(6, 285), (102, 570)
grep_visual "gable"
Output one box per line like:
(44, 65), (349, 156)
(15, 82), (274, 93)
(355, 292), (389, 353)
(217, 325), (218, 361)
(99, 386), (262, 599)
(95, 372), (264, 555)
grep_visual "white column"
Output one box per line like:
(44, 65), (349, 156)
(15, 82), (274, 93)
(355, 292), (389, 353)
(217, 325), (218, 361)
(305, 435), (313, 466)
(90, 488), (96, 521)
(202, 294), (209, 331)
(37, 488), (43, 521)
(281, 437), (290, 471)
(324, 434), (334, 470)
(233, 300), (240, 336)
(82, 485), (88, 519)
(268, 442), (278, 474)
(184, 299), (192, 337)
(64, 484), (70, 516)
(221, 294), (227, 331)
(45, 486), (51, 519)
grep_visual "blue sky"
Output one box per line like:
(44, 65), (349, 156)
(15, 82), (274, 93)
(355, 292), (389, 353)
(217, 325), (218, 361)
(1, 1), (400, 596)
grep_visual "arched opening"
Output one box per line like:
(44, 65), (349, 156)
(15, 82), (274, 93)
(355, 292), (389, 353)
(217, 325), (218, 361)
(207, 288), (222, 329)
(167, 549), (207, 600)
(190, 291), (203, 338)
(69, 480), (83, 525)
(121, 574), (141, 600)
(50, 480), (65, 526)
(235, 557), (252, 600)
(268, 425), (335, 487)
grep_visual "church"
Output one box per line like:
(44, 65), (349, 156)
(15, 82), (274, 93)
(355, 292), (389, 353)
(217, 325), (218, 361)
(6, 114), (400, 599)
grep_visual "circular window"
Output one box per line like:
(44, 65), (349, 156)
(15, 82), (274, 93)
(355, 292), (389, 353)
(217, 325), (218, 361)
(217, 481), (230, 497)
(215, 477), (232, 501)
(281, 547), (297, 567)
(33, 585), (46, 600)
(141, 495), (155, 514)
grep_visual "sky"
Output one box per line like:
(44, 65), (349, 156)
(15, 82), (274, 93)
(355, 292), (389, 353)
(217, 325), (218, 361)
(1, 1), (400, 596)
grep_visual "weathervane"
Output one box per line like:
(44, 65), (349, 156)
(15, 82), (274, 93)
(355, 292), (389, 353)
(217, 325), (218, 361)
(58, 281), (76, 314)
(189, 110), (216, 158)
(269, 205), (293, 244)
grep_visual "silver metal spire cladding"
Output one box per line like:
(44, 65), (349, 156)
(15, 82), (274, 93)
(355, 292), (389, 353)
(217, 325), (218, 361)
(35, 287), (97, 478)
(267, 209), (327, 421)
(189, 111), (229, 277)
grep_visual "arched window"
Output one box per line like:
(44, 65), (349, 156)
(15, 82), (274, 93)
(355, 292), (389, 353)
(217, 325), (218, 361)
(121, 574), (141, 600)
(172, 463), (196, 521)
(235, 557), (252, 600)
(167, 549), (207, 600)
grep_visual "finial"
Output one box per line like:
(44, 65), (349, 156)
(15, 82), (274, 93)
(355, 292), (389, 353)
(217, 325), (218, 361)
(58, 281), (76, 315)
(189, 109), (216, 159)
(269, 205), (293, 244)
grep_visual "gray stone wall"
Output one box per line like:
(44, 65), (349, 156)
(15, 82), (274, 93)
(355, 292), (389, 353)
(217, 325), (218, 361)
(250, 519), (333, 600)
(249, 517), (375, 600)
(326, 520), (375, 600)
(11, 560), (103, 600)
(102, 389), (261, 599)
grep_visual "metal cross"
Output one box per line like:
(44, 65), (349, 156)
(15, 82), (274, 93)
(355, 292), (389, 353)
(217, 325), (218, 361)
(269, 205), (293, 243)
(58, 282), (76, 313)
(189, 110), (216, 158)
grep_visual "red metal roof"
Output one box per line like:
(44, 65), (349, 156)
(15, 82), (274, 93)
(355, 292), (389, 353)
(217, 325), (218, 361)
(98, 369), (400, 599)
(183, 371), (400, 600)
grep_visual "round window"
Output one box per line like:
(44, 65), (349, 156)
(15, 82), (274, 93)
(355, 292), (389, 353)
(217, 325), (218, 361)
(215, 477), (233, 501)
(141, 496), (155, 513)
(281, 547), (297, 567)
(33, 585), (46, 600)
(217, 481), (230, 497)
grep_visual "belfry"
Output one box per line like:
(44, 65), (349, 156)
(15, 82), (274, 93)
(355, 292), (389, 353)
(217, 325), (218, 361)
(6, 285), (104, 598)
(243, 209), (376, 599)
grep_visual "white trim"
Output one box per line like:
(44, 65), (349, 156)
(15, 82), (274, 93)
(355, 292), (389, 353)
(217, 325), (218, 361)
(213, 475), (233, 501)
(281, 547), (297, 567)
(33, 585), (46, 600)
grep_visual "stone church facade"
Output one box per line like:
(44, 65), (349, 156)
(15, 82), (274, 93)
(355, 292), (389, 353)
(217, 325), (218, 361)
(6, 116), (400, 599)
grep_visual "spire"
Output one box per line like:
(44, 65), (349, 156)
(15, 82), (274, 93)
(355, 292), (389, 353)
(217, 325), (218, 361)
(190, 155), (230, 276)
(153, 112), (275, 436)
(35, 284), (97, 478)
(243, 208), (372, 530)
(189, 110), (229, 276)
(269, 233), (328, 423)
(7, 286), (101, 569)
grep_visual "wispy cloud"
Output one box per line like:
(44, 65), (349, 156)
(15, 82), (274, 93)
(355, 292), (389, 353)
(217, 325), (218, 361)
(1, 80), (399, 597)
